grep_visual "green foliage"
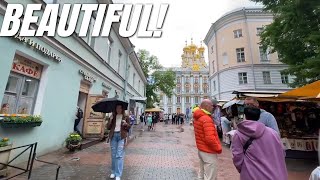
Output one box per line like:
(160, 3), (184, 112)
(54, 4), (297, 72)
(0, 137), (10, 147)
(137, 49), (176, 108)
(251, 0), (320, 87)
(2, 115), (42, 123)
(65, 132), (82, 143)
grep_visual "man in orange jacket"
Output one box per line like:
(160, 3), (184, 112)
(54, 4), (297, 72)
(193, 99), (222, 180)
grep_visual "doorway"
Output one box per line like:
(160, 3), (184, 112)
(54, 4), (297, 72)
(76, 82), (90, 135)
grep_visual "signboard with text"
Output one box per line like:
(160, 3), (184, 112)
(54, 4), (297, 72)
(11, 55), (43, 79)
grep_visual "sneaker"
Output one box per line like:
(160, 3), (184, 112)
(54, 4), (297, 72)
(110, 174), (115, 179)
(115, 177), (121, 180)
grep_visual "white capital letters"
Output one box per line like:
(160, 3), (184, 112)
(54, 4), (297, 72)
(0, 4), (24, 36)
(20, 4), (42, 36)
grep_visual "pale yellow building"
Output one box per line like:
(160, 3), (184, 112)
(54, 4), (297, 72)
(204, 7), (292, 100)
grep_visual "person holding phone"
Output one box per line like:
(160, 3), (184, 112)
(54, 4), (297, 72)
(107, 104), (131, 180)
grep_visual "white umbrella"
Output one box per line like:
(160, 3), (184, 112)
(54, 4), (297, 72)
(222, 99), (244, 109)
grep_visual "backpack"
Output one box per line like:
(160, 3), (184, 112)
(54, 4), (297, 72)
(76, 108), (83, 119)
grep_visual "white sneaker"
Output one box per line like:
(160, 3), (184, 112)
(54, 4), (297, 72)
(115, 177), (121, 180)
(110, 174), (115, 179)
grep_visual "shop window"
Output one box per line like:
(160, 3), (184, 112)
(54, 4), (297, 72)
(1, 55), (42, 115)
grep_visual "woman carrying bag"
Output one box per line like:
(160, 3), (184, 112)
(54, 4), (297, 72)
(106, 104), (131, 180)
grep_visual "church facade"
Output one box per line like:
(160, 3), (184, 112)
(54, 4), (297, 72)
(159, 40), (210, 115)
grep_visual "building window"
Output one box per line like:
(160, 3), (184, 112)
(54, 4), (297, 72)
(222, 52), (228, 65)
(177, 77), (181, 83)
(213, 81), (216, 91)
(212, 60), (215, 73)
(257, 27), (263, 35)
(194, 97), (199, 104)
(186, 85), (190, 93)
(185, 76), (190, 83)
(263, 71), (271, 84)
(118, 50), (122, 73)
(195, 76), (199, 83)
(234, 29), (243, 38)
(107, 37), (113, 63)
(168, 97), (172, 103)
(176, 86), (181, 93)
(236, 48), (245, 62)
(177, 96), (181, 103)
(203, 86), (208, 93)
(211, 45), (214, 54)
(168, 107), (172, 114)
(138, 80), (141, 92)
(259, 46), (269, 62)
(238, 72), (248, 85)
(1, 55), (42, 115)
(281, 73), (289, 84)
(133, 73), (136, 87)
(194, 85), (199, 93)
(186, 96), (190, 103)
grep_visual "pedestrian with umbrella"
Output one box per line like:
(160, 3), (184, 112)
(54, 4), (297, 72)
(92, 97), (131, 180)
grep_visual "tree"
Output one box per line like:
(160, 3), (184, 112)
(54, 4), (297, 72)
(251, 0), (320, 87)
(137, 49), (176, 108)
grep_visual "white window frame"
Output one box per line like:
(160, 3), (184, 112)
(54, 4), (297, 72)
(257, 27), (263, 35)
(238, 72), (248, 85)
(186, 96), (190, 103)
(236, 48), (245, 62)
(107, 37), (114, 64)
(233, 29), (243, 38)
(259, 46), (269, 62)
(222, 52), (228, 65)
(177, 96), (181, 103)
(118, 50), (122, 73)
(263, 71), (272, 84)
(1, 72), (39, 115)
(281, 73), (289, 84)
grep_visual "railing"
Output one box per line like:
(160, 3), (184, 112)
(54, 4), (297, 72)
(0, 142), (60, 180)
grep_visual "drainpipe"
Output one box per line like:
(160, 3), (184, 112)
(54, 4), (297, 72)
(244, 8), (257, 90)
(214, 30), (221, 99)
(123, 46), (135, 101)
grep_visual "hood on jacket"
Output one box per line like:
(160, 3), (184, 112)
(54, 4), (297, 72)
(193, 108), (210, 120)
(237, 120), (266, 138)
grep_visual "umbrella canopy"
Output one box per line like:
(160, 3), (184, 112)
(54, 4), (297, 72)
(279, 80), (320, 98)
(222, 99), (244, 109)
(91, 97), (128, 113)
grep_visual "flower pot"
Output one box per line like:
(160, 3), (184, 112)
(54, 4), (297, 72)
(0, 144), (12, 170)
(0, 121), (42, 128)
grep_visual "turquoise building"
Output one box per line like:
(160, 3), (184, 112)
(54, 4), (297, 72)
(0, 0), (147, 163)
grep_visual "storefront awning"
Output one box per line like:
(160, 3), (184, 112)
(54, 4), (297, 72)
(145, 108), (162, 112)
(279, 80), (320, 99)
(130, 97), (147, 104)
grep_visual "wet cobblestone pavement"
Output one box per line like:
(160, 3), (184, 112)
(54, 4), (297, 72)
(8, 123), (316, 180)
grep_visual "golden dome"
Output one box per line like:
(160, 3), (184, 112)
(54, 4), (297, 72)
(198, 46), (205, 52)
(189, 44), (197, 52)
(183, 46), (190, 52)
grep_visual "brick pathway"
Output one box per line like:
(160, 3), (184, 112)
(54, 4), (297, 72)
(6, 122), (317, 180)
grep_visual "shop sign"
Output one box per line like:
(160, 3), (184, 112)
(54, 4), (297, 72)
(86, 121), (102, 134)
(13, 35), (62, 63)
(102, 82), (112, 90)
(12, 56), (43, 79)
(79, 69), (96, 83)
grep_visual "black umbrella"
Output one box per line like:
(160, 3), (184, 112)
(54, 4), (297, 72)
(91, 97), (129, 113)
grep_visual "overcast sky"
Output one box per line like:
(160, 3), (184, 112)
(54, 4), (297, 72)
(113, 0), (261, 67)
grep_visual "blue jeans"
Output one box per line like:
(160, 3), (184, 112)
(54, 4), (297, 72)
(111, 132), (125, 177)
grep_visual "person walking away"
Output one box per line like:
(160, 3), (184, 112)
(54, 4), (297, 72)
(107, 104), (131, 180)
(244, 97), (280, 134)
(231, 106), (287, 180)
(147, 113), (152, 131)
(74, 106), (83, 135)
(139, 113), (145, 131)
(128, 111), (135, 138)
(171, 113), (175, 124)
(193, 99), (222, 180)
(221, 110), (232, 145)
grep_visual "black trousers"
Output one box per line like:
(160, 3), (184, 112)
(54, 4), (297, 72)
(74, 118), (81, 133)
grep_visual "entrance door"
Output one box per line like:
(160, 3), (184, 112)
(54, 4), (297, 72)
(82, 94), (105, 138)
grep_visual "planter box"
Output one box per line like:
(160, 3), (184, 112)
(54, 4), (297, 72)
(0, 121), (42, 128)
(0, 144), (12, 171)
